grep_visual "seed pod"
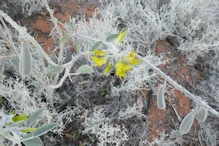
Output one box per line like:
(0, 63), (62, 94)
(157, 81), (166, 109)
(196, 106), (208, 123)
(19, 41), (32, 76)
(180, 111), (195, 135)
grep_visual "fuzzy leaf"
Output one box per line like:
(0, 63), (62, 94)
(91, 41), (102, 51)
(0, 64), (4, 73)
(180, 112), (195, 135)
(26, 109), (43, 127)
(33, 123), (58, 137)
(106, 34), (119, 42)
(23, 133), (43, 146)
(77, 65), (94, 74)
(59, 34), (70, 43)
(157, 83), (166, 110)
(46, 65), (63, 76)
(10, 58), (19, 67)
(196, 106), (208, 123)
(19, 42), (32, 76)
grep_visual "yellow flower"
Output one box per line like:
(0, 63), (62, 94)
(104, 62), (112, 76)
(94, 49), (106, 56)
(116, 28), (127, 43)
(116, 60), (132, 79)
(124, 50), (142, 65)
(91, 56), (107, 66)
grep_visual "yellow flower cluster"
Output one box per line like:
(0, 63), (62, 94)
(91, 50), (141, 79)
(116, 50), (141, 79)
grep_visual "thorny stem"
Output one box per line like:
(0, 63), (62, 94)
(136, 54), (219, 117)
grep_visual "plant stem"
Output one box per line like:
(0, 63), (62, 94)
(50, 52), (92, 89)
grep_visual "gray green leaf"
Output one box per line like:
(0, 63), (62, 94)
(157, 84), (166, 109)
(33, 123), (58, 137)
(46, 65), (63, 76)
(60, 34), (71, 43)
(196, 106), (208, 123)
(77, 65), (94, 74)
(180, 112), (195, 135)
(26, 109), (44, 127)
(91, 41), (102, 51)
(23, 133), (43, 146)
(19, 42), (32, 76)
(10, 58), (19, 67)
(106, 34), (119, 42)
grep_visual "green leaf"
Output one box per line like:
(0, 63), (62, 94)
(33, 123), (58, 137)
(106, 34), (119, 42)
(100, 91), (106, 96)
(23, 134), (43, 146)
(12, 114), (28, 122)
(0, 64), (4, 73)
(19, 42), (32, 76)
(26, 109), (44, 127)
(59, 34), (71, 43)
(77, 65), (94, 74)
(46, 65), (63, 76)
(10, 58), (19, 67)
(91, 41), (102, 51)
